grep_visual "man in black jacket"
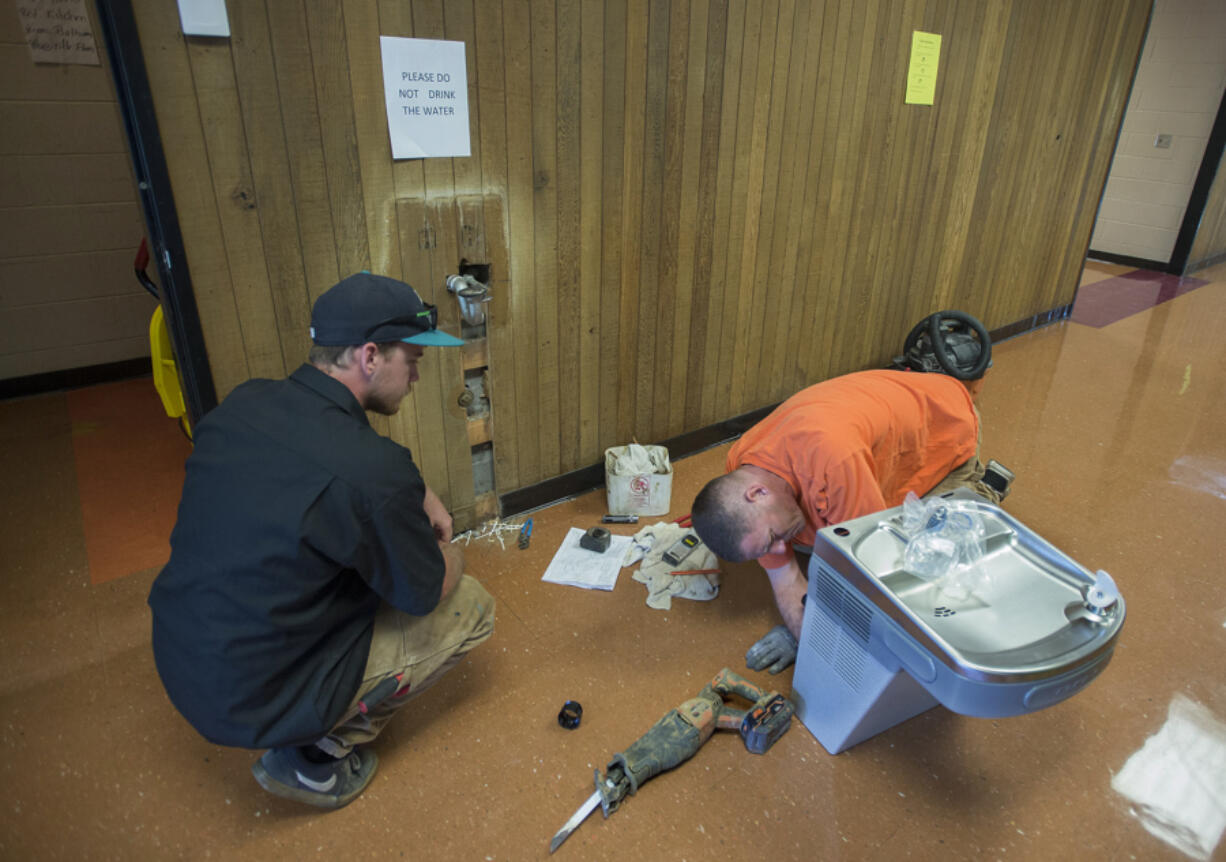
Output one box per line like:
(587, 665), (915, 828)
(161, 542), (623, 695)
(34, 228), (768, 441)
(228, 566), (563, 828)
(149, 272), (494, 809)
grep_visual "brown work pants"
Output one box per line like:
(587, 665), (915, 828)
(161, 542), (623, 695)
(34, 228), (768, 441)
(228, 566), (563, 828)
(922, 454), (1002, 504)
(315, 574), (495, 757)
(922, 405), (1002, 504)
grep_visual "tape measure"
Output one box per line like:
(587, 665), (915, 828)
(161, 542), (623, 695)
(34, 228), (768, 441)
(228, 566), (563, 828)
(580, 526), (612, 553)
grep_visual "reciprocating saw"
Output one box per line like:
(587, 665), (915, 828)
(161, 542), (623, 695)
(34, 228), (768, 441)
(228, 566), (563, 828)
(549, 668), (795, 853)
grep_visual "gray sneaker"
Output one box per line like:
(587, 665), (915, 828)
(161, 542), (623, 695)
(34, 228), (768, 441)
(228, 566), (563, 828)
(251, 746), (378, 809)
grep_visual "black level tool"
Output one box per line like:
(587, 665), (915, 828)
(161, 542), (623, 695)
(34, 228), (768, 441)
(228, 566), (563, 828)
(661, 533), (701, 566)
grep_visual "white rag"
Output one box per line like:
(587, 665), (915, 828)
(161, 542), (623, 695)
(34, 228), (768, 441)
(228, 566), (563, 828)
(624, 521), (720, 610)
(608, 443), (670, 476)
(1111, 694), (1226, 861)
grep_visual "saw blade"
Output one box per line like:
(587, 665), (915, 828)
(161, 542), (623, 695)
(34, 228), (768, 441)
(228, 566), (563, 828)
(549, 789), (601, 853)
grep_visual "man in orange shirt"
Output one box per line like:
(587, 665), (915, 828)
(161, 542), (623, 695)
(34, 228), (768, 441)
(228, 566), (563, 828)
(690, 369), (1006, 673)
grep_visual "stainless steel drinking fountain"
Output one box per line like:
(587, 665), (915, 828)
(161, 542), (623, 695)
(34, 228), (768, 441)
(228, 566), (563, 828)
(791, 491), (1126, 754)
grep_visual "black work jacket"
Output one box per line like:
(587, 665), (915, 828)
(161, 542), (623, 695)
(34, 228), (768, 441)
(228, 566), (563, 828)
(148, 364), (444, 749)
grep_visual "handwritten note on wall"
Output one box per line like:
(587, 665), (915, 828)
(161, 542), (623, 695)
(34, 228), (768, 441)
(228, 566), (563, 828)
(17, 0), (100, 66)
(905, 30), (941, 106)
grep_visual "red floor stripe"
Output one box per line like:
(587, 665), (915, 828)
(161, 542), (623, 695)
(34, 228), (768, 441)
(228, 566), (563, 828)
(67, 378), (192, 584)
(1071, 269), (1209, 328)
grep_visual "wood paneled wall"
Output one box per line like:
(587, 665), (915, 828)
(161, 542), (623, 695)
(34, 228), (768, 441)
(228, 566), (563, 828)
(0, 6), (151, 380)
(129, 0), (1150, 525)
(1188, 148), (1226, 273)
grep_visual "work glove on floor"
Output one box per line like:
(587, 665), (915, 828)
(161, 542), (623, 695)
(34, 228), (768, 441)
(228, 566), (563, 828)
(745, 625), (797, 675)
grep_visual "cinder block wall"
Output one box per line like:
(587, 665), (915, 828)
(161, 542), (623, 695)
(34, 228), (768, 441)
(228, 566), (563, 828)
(1090, 0), (1226, 264)
(0, 4), (152, 382)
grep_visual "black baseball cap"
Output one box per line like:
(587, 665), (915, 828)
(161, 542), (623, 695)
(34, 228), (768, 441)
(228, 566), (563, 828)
(309, 272), (464, 347)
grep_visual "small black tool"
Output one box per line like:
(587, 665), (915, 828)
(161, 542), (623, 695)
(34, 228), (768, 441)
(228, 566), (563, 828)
(580, 526), (611, 553)
(661, 533), (701, 566)
(358, 673), (406, 714)
(602, 514), (638, 524)
(558, 700), (583, 729)
(982, 459), (1015, 499)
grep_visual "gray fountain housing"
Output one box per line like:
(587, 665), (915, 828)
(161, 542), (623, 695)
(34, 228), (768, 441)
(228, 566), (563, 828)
(791, 491), (1126, 754)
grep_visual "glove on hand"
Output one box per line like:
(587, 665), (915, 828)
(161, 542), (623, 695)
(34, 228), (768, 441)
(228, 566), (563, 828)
(745, 625), (798, 675)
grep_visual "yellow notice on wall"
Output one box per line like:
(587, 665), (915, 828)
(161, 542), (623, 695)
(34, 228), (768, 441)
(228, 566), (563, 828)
(905, 30), (942, 105)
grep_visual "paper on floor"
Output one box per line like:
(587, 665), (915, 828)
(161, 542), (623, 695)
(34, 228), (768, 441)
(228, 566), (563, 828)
(1111, 694), (1226, 861)
(540, 527), (633, 591)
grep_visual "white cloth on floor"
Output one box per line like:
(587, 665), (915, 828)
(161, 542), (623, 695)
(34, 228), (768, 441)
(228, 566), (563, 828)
(609, 443), (670, 476)
(623, 521), (720, 610)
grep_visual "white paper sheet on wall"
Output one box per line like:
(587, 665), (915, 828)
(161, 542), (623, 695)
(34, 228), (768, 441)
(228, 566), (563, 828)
(176, 0), (231, 37)
(379, 36), (471, 159)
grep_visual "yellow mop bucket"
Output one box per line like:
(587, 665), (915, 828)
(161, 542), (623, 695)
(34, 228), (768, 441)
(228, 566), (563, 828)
(149, 304), (192, 440)
(137, 239), (192, 441)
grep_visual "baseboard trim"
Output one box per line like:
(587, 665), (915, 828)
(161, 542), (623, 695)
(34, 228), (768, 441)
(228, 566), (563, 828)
(498, 303), (1074, 518)
(1186, 249), (1226, 275)
(0, 358), (154, 400)
(1086, 250), (1169, 273)
(498, 403), (776, 517)
(988, 303), (1073, 343)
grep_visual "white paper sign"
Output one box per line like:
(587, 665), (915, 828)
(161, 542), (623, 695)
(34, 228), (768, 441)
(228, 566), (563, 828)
(176, 0), (231, 37)
(380, 36), (471, 159)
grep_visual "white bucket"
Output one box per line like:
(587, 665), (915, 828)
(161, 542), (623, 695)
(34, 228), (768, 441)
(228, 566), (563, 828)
(604, 444), (673, 516)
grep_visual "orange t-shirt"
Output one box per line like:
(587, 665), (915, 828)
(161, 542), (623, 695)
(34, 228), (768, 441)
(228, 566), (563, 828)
(726, 369), (979, 569)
